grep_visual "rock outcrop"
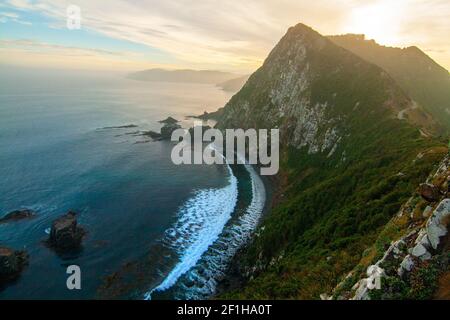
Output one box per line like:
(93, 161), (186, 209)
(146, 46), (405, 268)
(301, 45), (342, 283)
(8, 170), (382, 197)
(418, 183), (441, 202)
(0, 209), (35, 224)
(328, 155), (450, 300)
(0, 246), (28, 286)
(158, 117), (179, 125)
(47, 211), (85, 251)
(141, 120), (182, 141)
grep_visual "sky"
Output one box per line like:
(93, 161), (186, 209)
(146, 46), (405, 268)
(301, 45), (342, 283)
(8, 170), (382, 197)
(0, 0), (449, 73)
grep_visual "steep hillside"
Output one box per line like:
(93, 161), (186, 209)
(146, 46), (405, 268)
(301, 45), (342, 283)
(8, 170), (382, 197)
(329, 155), (449, 300)
(216, 23), (448, 299)
(329, 34), (450, 133)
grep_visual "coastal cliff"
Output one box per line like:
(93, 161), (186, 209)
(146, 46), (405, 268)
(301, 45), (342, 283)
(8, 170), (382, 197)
(214, 23), (449, 299)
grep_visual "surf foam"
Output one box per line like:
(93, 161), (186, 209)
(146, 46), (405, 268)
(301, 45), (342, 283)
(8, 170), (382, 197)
(144, 162), (238, 300)
(175, 163), (266, 299)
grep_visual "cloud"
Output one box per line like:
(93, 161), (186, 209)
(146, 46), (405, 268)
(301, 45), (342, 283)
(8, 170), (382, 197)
(0, 9), (32, 25)
(0, 11), (19, 18)
(3, 0), (450, 71)
(0, 38), (175, 71)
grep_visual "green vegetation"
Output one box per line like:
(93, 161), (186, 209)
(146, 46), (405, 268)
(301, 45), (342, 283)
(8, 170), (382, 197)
(216, 23), (448, 299)
(329, 34), (450, 133)
(369, 252), (449, 300)
(221, 133), (444, 299)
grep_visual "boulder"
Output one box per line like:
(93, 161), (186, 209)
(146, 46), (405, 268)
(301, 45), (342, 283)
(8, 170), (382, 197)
(0, 246), (28, 284)
(398, 255), (415, 276)
(418, 183), (441, 202)
(0, 209), (35, 224)
(48, 211), (85, 251)
(410, 243), (431, 260)
(426, 199), (450, 249)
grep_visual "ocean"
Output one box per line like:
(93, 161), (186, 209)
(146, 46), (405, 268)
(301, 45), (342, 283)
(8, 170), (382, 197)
(0, 69), (265, 299)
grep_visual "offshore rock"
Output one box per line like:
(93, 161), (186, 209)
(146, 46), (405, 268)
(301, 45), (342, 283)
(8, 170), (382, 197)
(0, 246), (28, 286)
(0, 209), (35, 224)
(48, 211), (85, 251)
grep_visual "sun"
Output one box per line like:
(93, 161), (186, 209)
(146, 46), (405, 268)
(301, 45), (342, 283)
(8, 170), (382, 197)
(344, 1), (404, 46)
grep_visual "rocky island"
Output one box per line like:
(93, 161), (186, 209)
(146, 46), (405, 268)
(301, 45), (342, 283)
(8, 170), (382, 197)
(141, 117), (181, 141)
(0, 246), (28, 288)
(0, 209), (35, 224)
(47, 211), (86, 252)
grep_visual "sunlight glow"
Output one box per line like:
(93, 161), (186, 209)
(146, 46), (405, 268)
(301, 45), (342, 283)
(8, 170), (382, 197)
(344, 0), (404, 46)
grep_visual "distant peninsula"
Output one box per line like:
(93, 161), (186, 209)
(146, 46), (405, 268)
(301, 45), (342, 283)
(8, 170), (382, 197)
(127, 68), (249, 92)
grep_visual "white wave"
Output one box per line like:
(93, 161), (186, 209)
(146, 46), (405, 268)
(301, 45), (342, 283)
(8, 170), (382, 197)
(179, 163), (265, 299)
(144, 162), (238, 300)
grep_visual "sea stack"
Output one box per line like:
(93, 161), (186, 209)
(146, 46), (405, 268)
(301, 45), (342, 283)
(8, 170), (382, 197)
(48, 211), (85, 251)
(0, 246), (28, 286)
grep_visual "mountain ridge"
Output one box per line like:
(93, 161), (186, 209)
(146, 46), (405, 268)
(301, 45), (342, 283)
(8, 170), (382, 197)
(215, 22), (448, 299)
(328, 34), (450, 133)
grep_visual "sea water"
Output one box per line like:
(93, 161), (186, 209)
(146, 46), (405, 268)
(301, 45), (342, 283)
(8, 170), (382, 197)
(0, 68), (264, 299)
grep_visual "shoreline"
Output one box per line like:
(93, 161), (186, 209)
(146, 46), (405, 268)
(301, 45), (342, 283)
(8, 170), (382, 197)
(213, 165), (278, 298)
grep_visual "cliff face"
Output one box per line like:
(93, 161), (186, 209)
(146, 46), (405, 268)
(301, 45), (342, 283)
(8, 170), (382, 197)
(218, 24), (436, 154)
(216, 23), (448, 299)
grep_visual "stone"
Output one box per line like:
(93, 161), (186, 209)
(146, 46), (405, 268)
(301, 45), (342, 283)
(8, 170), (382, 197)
(415, 230), (431, 248)
(0, 246), (28, 284)
(411, 243), (428, 258)
(48, 211), (85, 251)
(0, 209), (35, 224)
(418, 183), (441, 202)
(422, 206), (433, 218)
(426, 199), (450, 249)
(398, 255), (415, 276)
(0, 247), (19, 276)
(352, 279), (370, 300)
(158, 116), (179, 125)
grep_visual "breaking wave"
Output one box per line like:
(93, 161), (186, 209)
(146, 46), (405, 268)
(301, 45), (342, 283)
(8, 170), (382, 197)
(177, 163), (265, 299)
(144, 162), (238, 300)
(145, 154), (265, 300)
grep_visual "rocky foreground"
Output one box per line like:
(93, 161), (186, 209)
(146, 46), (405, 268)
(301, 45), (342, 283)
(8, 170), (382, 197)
(327, 155), (450, 300)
